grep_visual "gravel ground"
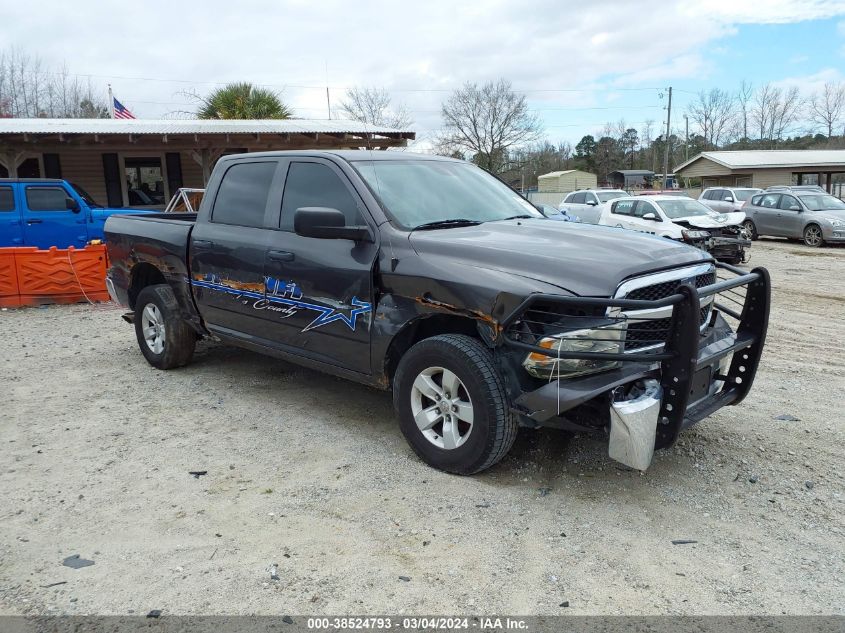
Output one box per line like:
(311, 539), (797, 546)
(1, 239), (843, 616)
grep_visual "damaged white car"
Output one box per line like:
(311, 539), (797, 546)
(599, 195), (750, 264)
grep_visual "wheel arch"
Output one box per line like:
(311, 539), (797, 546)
(128, 263), (166, 310)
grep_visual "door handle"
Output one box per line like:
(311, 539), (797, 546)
(192, 239), (215, 249)
(26, 219), (43, 225)
(268, 250), (295, 262)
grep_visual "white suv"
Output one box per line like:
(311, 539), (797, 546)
(699, 187), (762, 214)
(559, 189), (628, 224)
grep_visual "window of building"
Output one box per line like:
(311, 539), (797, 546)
(280, 162), (362, 230)
(211, 161), (278, 228)
(0, 186), (14, 211)
(125, 158), (166, 206)
(25, 187), (69, 211)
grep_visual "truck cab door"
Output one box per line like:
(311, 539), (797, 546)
(0, 185), (24, 246)
(259, 158), (377, 375)
(189, 159), (283, 338)
(21, 183), (89, 249)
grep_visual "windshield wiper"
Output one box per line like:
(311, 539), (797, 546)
(413, 219), (482, 231)
(497, 214), (535, 221)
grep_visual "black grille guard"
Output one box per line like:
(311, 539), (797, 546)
(501, 263), (771, 448)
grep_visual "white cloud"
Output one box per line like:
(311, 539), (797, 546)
(2, 0), (844, 141)
(771, 67), (845, 94)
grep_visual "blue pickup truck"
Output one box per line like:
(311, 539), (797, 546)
(0, 178), (151, 249)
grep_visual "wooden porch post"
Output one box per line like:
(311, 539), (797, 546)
(201, 148), (211, 185)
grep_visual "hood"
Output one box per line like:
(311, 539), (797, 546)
(408, 219), (711, 297)
(674, 211), (745, 229)
(812, 209), (845, 222)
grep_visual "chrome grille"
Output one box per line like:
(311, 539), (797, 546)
(613, 264), (716, 352)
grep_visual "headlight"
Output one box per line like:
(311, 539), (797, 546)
(682, 229), (710, 241)
(829, 219), (845, 228)
(522, 326), (624, 379)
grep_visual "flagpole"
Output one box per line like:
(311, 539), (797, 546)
(108, 84), (115, 119)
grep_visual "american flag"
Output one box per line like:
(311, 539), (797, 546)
(112, 97), (136, 119)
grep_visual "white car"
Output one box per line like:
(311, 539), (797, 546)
(698, 187), (762, 214)
(559, 189), (628, 224)
(598, 195), (750, 263)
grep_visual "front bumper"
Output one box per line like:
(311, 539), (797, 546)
(822, 225), (845, 242)
(502, 264), (771, 465)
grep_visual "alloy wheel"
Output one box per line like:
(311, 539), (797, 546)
(804, 225), (823, 247)
(141, 303), (166, 354)
(410, 366), (474, 450)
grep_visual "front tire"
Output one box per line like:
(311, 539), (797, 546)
(134, 284), (196, 369)
(803, 224), (824, 247)
(393, 334), (518, 474)
(742, 219), (758, 241)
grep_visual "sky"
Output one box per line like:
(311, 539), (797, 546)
(4, 0), (845, 150)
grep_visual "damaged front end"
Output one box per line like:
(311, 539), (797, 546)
(676, 220), (751, 263)
(499, 263), (770, 470)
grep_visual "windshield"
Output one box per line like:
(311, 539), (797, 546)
(799, 195), (845, 211)
(353, 160), (542, 229)
(733, 189), (761, 201)
(656, 199), (712, 219)
(597, 191), (627, 203)
(69, 182), (101, 208)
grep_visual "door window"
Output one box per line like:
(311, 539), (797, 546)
(211, 161), (278, 228)
(585, 193), (599, 205)
(571, 192), (586, 204)
(280, 162), (362, 230)
(758, 194), (781, 208)
(778, 195), (801, 211)
(720, 190), (735, 201)
(611, 200), (635, 216)
(124, 158), (166, 205)
(632, 200), (657, 218)
(25, 187), (69, 211)
(0, 187), (14, 211)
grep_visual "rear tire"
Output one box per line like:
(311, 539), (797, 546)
(803, 224), (824, 247)
(134, 284), (196, 369)
(393, 334), (518, 474)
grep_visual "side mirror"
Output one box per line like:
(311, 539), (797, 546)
(66, 197), (81, 212)
(790, 205), (802, 211)
(294, 207), (372, 242)
(724, 196), (734, 203)
(586, 200), (598, 206)
(642, 212), (659, 221)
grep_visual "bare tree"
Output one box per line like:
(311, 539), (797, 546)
(686, 88), (736, 149)
(736, 80), (754, 140)
(751, 83), (778, 141)
(807, 82), (845, 138)
(0, 47), (109, 118)
(338, 87), (411, 130)
(440, 79), (542, 172)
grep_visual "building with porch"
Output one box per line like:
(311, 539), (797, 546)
(0, 118), (414, 208)
(673, 150), (845, 194)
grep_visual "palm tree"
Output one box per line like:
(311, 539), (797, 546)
(196, 82), (292, 119)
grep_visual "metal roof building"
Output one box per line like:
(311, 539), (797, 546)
(536, 169), (597, 193)
(673, 150), (845, 192)
(0, 118), (414, 208)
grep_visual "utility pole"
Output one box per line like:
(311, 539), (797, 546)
(662, 86), (673, 190)
(684, 114), (689, 162)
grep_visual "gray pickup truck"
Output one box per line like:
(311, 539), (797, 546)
(104, 151), (770, 474)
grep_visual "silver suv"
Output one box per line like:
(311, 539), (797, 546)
(699, 187), (762, 213)
(742, 191), (845, 247)
(559, 189), (627, 224)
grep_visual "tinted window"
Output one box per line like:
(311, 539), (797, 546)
(586, 193), (599, 204)
(778, 195), (801, 211)
(0, 187), (13, 211)
(571, 192), (586, 204)
(721, 190), (735, 201)
(212, 161), (278, 227)
(25, 187), (69, 211)
(281, 162), (361, 230)
(750, 194), (762, 206)
(563, 193), (574, 203)
(612, 200), (635, 216)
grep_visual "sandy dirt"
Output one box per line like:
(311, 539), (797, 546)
(1, 239), (843, 616)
